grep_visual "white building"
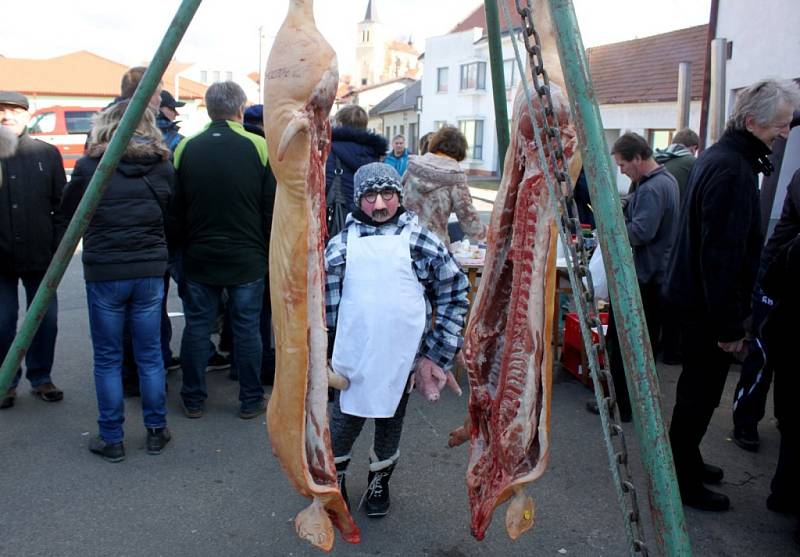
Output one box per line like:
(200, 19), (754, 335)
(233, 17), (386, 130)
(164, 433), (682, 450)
(368, 80), (422, 152)
(714, 0), (800, 125)
(419, 0), (708, 183)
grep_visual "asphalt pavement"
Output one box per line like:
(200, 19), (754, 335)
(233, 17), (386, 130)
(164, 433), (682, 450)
(1, 251), (797, 557)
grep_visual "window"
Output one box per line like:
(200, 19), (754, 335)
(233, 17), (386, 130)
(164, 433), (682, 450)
(433, 120), (447, 130)
(648, 129), (673, 150)
(65, 111), (97, 134)
(459, 62), (486, 91)
(225, 71), (233, 82)
(436, 67), (449, 93)
(459, 119), (485, 160)
(399, 125), (404, 137)
(27, 112), (56, 134)
(503, 59), (519, 90)
(200, 70), (208, 83)
(212, 70), (221, 82)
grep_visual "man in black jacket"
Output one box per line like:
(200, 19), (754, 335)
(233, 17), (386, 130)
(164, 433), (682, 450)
(663, 79), (800, 512)
(0, 91), (66, 409)
(172, 81), (275, 419)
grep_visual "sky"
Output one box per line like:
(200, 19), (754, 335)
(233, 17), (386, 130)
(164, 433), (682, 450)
(0, 0), (711, 76)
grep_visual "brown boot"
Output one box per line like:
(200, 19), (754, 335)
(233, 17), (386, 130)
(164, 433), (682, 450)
(31, 382), (63, 402)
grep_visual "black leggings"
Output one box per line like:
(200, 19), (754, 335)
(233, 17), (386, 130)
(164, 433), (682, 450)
(330, 390), (410, 462)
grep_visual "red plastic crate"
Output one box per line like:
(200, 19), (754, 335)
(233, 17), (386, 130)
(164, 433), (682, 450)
(560, 312), (608, 386)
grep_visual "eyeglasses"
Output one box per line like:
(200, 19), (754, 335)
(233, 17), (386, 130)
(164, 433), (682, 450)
(362, 189), (397, 203)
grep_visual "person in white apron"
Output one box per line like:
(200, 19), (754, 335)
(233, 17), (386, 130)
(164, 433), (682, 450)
(324, 163), (469, 518)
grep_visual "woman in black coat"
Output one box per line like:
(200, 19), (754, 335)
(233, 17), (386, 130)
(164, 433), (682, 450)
(325, 105), (387, 225)
(62, 101), (174, 463)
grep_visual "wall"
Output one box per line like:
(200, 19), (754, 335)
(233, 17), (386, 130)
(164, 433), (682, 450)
(717, 0), (800, 97)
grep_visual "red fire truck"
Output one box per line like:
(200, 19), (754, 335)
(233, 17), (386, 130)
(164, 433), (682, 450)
(27, 106), (101, 173)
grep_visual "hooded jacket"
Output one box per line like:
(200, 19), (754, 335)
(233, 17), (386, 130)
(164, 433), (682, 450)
(401, 152), (486, 247)
(325, 126), (387, 213)
(0, 133), (67, 274)
(62, 138), (173, 282)
(663, 129), (769, 342)
(654, 143), (696, 199)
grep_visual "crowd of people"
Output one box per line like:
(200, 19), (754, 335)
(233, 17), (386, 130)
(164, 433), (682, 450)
(580, 78), (800, 545)
(1, 65), (798, 544)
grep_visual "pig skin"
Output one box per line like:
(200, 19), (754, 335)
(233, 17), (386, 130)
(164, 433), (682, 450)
(263, 0), (359, 551)
(454, 0), (581, 541)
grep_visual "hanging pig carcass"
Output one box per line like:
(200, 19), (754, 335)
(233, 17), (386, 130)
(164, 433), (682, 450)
(449, 0), (581, 541)
(263, 0), (359, 551)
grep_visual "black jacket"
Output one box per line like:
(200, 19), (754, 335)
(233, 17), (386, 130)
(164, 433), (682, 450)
(759, 168), (800, 282)
(0, 133), (67, 274)
(663, 129), (769, 342)
(172, 120), (274, 286)
(62, 140), (173, 282)
(325, 126), (388, 212)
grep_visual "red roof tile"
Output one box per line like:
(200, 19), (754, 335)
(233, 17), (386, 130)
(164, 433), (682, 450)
(450, 0), (519, 34)
(0, 51), (207, 100)
(449, 2), (708, 106)
(587, 25), (708, 104)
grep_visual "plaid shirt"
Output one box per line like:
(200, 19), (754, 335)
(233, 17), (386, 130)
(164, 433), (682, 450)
(325, 211), (469, 368)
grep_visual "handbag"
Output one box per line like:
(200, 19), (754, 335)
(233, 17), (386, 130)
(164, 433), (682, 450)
(326, 154), (348, 240)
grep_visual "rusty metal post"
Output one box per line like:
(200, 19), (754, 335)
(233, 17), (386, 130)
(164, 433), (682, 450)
(0, 0), (203, 395)
(547, 0), (692, 555)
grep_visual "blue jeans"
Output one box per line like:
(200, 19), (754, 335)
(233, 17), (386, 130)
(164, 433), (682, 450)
(86, 277), (166, 444)
(180, 279), (264, 411)
(0, 271), (58, 390)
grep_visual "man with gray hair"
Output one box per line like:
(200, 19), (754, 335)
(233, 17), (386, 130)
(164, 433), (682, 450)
(0, 91), (67, 409)
(663, 78), (800, 512)
(171, 81), (275, 419)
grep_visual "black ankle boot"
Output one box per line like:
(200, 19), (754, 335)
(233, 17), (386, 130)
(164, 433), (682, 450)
(364, 463), (395, 518)
(681, 485), (730, 512)
(335, 459), (350, 510)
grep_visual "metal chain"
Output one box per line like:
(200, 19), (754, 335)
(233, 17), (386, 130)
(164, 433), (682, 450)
(504, 1), (649, 554)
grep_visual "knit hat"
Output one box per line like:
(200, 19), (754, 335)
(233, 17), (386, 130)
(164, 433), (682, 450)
(353, 162), (403, 205)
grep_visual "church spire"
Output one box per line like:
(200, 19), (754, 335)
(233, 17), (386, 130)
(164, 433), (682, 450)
(363, 0), (378, 22)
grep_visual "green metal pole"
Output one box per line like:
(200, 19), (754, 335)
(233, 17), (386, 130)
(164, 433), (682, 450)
(0, 0), (203, 395)
(485, 0), (511, 178)
(545, 1), (691, 555)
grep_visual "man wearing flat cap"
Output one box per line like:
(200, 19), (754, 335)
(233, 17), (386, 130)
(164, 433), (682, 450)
(0, 91), (67, 409)
(157, 90), (185, 152)
(324, 162), (469, 518)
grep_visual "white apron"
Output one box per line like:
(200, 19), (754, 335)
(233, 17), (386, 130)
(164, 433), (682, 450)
(332, 224), (426, 418)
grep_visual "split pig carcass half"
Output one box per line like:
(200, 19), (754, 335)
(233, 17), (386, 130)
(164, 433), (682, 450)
(263, 0), (359, 551)
(450, 5), (581, 541)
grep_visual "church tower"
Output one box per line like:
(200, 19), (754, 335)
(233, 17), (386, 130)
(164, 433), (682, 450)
(355, 0), (384, 87)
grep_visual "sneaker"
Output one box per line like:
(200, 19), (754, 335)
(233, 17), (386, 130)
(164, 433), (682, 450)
(0, 387), (16, 409)
(206, 352), (231, 372)
(146, 427), (172, 455)
(733, 426), (760, 452)
(181, 401), (204, 419)
(31, 382), (63, 402)
(165, 356), (181, 373)
(89, 435), (125, 463)
(239, 403), (265, 420)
